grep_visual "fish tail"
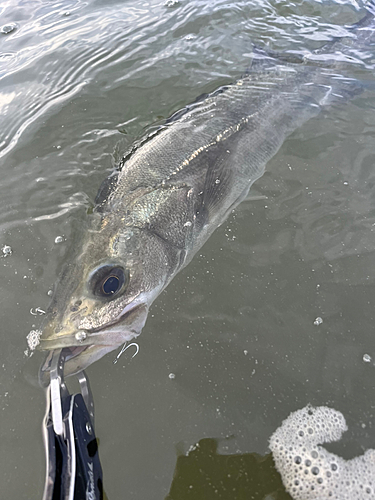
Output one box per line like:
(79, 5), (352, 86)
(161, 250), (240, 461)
(351, 0), (375, 29)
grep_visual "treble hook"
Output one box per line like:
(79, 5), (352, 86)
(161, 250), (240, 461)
(113, 342), (140, 364)
(30, 307), (46, 316)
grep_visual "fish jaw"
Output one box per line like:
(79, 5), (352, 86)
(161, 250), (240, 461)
(39, 344), (119, 385)
(38, 301), (148, 382)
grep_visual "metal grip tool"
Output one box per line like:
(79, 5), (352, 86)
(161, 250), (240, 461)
(41, 349), (103, 500)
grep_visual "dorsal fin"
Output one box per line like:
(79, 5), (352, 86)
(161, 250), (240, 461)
(165, 85), (229, 124)
(117, 125), (167, 170)
(94, 171), (119, 212)
(117, 84), (231, 171)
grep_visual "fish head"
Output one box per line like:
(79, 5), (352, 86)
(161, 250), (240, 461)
(39, 217), (179, 380)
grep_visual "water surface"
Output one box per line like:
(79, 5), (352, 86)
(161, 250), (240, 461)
(1, 0), (375, 498)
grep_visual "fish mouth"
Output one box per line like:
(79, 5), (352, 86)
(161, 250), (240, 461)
(38, 303), (148, 384)
(39, 302), (146, 350)
(39, 343), (118, 387)
(62, 344), (92, 364)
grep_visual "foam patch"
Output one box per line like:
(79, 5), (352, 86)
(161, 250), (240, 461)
(269, 406), (375, 499)
(26, 329), (42, 351)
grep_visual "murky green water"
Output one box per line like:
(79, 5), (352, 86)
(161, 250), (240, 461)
(1, 0), (375, 498)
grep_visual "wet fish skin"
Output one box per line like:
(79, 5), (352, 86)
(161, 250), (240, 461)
(38, 7), (374, 377)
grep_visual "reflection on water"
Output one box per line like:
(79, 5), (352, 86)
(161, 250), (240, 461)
(1, 0), (375, 498)
(166, 438), (290, 500)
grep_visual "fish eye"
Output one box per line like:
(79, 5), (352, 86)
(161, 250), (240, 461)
(102, 275), (120, 295)
(90, 266), (128, 299)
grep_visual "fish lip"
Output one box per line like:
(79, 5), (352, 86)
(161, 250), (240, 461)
(39, 344), (115, 386)
(62, 344), (90, 362)
(85, 302), (144, 334)
(38, 303), (145, 383)
(38, 302), (145, 351)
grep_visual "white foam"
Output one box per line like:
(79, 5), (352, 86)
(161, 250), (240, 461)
(26, 329), (42, 351)
(2, 244), (12, 257)
(269, 405), (375, 499)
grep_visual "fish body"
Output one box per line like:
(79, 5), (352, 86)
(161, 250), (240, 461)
(39, 4), (375, 377)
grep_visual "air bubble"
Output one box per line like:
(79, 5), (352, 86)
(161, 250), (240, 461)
(2, 245), (12, 257)
(169, 373), (175, 379)
(55, 236), (64, 244)
(363, 354), (372, 363)
(1, 23), (17, 34)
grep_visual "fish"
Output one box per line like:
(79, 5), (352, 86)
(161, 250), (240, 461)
(38, 2), (375, 379)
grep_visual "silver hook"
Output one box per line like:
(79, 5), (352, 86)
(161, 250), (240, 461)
(30, 307), (46, 316)
(113, 342), (140, 364)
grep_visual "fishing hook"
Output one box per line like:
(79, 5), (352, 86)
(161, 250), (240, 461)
(113, 342), (140, 364)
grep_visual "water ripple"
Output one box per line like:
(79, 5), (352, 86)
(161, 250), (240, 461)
(0, 0), (366, 161)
